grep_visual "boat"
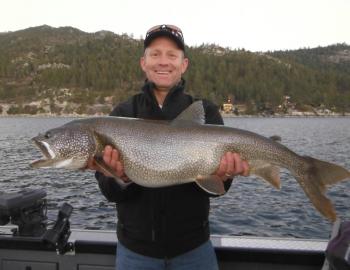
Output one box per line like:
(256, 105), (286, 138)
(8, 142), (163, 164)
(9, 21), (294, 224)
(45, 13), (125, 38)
(0, 227), (330, 270)
(0, 189), (348, 270)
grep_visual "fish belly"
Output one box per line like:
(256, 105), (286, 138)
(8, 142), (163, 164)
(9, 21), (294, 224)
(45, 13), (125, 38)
(120, 137), (222, 187)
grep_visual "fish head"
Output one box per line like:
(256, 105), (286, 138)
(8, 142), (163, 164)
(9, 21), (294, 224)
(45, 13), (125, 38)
(30, 124), (96, 170)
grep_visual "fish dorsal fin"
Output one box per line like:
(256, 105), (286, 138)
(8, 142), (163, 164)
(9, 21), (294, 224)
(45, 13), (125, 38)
(171, 101), (205, 127)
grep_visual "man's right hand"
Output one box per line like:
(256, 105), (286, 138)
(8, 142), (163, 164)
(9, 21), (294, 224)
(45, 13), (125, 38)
(86, 145), (130, 182)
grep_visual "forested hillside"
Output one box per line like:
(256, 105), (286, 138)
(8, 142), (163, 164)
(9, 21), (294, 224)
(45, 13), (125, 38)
(0, 25), (349, 115)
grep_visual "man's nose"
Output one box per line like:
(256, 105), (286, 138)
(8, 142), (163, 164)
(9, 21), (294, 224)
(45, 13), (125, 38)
(157, 55), (170, 65)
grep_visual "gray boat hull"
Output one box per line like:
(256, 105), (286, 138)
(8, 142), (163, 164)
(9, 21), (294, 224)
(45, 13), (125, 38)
(0, 228), (328, 270)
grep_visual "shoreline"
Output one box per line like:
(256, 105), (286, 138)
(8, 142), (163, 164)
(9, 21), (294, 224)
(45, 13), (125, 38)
(221, 113), (350, 118)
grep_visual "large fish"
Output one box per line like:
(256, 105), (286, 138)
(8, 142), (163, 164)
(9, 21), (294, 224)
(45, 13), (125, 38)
(30, 101), (350, 221)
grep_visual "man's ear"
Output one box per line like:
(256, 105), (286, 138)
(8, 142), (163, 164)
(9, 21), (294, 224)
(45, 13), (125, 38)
(140, 56), (146, 72)
(181, 57), (189, 74)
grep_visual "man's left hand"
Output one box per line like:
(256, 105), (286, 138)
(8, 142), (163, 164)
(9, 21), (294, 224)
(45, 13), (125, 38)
(214, 152), (249, 181)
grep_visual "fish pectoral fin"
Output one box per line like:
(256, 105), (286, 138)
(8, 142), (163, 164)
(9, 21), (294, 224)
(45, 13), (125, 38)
(250, 161), (281, 189)
(93, 131), (117, 150)
(195, 175), (226, 195)
(93, 155), (132, 189)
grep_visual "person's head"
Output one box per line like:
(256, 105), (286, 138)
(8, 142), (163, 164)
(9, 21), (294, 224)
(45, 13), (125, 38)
(141, 24), (189, 92)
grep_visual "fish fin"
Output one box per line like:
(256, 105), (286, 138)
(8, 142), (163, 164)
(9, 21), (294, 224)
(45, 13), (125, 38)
(249, 161), (281, 189)
(195, 175), (226, 195)
(269, 135), (282, 142)
(171, 101), (205, 127)
(93, 155), (132, 189)
(303, 156), (350, 186)
(93, 131), (116, 150)
(297, 156), (350, 222)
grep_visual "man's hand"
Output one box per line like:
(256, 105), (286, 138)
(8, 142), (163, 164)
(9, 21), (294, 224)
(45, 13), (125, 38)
(214, 152), (249, 181)
(86, 145), (129, 182)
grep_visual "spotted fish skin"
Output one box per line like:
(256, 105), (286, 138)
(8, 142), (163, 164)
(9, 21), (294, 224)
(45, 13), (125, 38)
(30, 101), (350, 221)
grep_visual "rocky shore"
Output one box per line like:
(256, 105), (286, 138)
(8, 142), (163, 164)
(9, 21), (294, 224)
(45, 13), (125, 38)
(220, 111), (350, 118)
(1, 102), (349, 118)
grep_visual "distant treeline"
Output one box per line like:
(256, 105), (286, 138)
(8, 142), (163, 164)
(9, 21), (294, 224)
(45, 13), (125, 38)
(0, 25), (349, 114)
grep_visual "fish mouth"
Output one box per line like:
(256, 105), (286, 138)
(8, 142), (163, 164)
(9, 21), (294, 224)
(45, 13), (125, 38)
(30, 138), (57, 168)
(32, 138), (53, 159)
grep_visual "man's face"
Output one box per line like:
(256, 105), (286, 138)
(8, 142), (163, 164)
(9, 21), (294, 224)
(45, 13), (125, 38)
(140, 37), (188, 91)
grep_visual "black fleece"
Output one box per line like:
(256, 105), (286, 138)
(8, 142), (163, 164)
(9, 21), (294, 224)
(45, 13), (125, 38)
(95, 80), (232, 258)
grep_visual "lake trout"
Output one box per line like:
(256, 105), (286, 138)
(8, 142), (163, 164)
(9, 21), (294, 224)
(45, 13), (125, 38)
(30, 101), (350, 221)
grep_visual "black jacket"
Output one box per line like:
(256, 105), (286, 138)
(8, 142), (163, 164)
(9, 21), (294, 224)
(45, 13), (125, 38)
(95, 80), (232, 258)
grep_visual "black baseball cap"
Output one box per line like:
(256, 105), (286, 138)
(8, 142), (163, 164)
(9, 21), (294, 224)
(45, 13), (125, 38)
(144, 24), (185, 51)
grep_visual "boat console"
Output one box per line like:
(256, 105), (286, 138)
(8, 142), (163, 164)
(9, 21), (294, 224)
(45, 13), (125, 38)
(0, 189), (73, 254)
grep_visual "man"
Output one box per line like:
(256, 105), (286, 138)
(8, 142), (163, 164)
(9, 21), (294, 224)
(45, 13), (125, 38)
(88, 24), (249, 270)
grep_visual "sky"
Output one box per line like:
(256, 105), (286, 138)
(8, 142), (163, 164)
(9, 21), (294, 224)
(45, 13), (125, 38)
(1, 0), (350, 52)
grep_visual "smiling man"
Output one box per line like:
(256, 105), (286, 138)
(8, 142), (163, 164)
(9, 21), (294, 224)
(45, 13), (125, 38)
(140, 26), (188, 105)
(89, 24), (249, 270)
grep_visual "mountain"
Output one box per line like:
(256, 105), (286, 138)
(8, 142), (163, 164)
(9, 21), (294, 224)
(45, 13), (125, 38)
(0, 25), (349, 115)
(269, 44), (350, 74)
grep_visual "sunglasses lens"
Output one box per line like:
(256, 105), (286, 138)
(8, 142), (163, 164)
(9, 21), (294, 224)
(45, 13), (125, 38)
(146, 24), (183, 41)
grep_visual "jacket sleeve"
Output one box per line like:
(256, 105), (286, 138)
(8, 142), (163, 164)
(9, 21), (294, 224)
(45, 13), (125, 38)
(202, 99), (233, 194)
(95, 171), (141, 203)
(95, 99), (141, 203)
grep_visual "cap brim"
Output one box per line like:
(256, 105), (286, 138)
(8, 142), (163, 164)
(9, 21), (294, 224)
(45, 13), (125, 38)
(144, 31), (185, 51)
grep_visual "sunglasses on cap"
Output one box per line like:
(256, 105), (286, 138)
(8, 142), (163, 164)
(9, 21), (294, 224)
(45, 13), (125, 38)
(145, 24), (184, 43)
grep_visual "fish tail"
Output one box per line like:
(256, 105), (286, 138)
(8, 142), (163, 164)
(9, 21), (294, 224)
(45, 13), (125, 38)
(296, 156), (350, 222)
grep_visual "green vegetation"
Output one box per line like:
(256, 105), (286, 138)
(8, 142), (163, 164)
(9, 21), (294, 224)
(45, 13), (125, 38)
(0, 25), (349, 115)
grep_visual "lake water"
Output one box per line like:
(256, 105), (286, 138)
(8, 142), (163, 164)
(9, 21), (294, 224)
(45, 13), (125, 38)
(0, 116), (349, 239)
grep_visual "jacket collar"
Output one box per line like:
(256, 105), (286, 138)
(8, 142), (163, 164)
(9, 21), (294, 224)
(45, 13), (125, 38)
(142, 79), (186, 106)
